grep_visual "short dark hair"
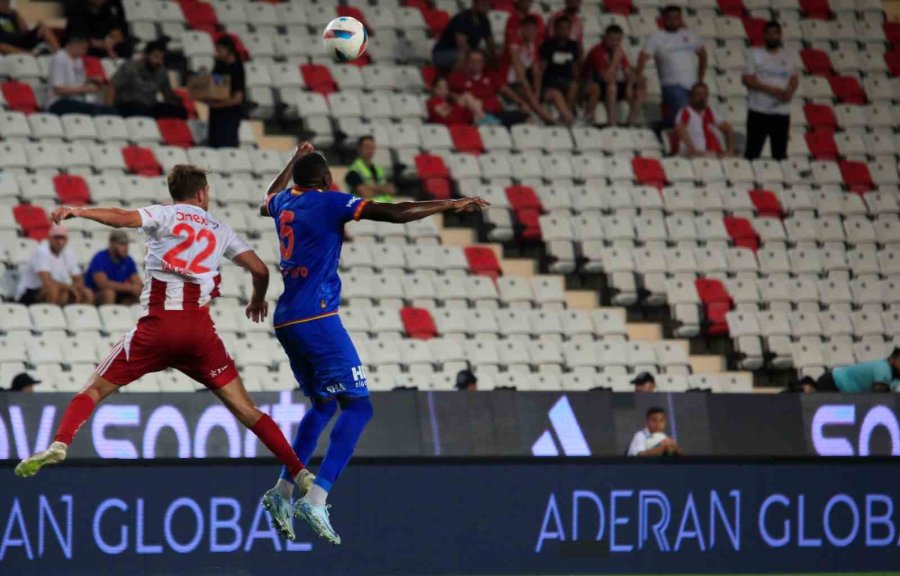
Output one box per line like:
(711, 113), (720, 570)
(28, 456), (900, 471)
(646, 407), (666, 419)
(690, 81), (708, 95)
(357, 135), (375, 148)
(605, 24), (624, 35)
(291, 152), (330, 189)
(66, 34), (89, 46)
(215, 36), (237, 56)
(891, 347), (900, 359)
(554, 15), (571, 28)
(764, 20), (782, 32)
(662, 5), (682, 16)
(521, 14), (539, 27)
(167, 164), (208, 201)
(144, 39), (167, 55)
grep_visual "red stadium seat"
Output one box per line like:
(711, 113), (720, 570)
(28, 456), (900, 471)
(743, 17), (766, 46)
(82, 56), (106, 82)
(53, 175), (91, 206)
(799, 0), (831, 19)
(602, 0), (633, 15)
(13, 204), (51, 240)
(723, 216), (759, 252)
(748, 189), (783, 218)
(1, 81), (38, 114)
(800, 48), (832, 77)
(632, 157), (666, 187)
(424, 9), (451, 37)
(122, 146), (162, 176)
(805, 129), (838, 160)
(505, 185), (542, 212)
(178, 0), (218, 33)
(449, 125), (483, 154)
(171, 87), (199, 118)
(717, 0), (745, 17)
(885, 50), (900, 77)
(886, 22), (900, 49)
(400, 307), (437, 340)
(695, 278), (733, 336)
(423, 177), (452, 200)
(515, 208), (542, 241)
(414, 154), (449, 179)
(803, 103), (836, 130)
(157, 118), (195, 147)
(489, 0), (515, 12)
(464, 246), (502, 279)
(300, 64), (338, 95)
(829, 76), (866, 105)
(840, 161), (874, 194)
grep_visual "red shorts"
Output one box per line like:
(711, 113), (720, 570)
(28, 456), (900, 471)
(97, 309), (239, 389)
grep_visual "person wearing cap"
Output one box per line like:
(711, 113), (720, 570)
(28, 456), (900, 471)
(627, 407), (684, 457)
(15, 224), (93, 305)
(455, 369), (478, 391)
(7, 373), (40, 393)
(85, 230), (142, 305)
(631, 372), (656, 392)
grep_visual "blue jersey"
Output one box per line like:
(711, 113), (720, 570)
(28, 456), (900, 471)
(266, 188), (367, 328)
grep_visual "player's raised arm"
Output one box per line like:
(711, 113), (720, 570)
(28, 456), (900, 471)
(260, 141), (316, 216)
(360, 197), (490, 224)
(232, 250), (270, 323)
(51, 206), (142, 228)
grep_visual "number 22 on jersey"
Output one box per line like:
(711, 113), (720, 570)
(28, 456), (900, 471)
(163, 222), (217, 274)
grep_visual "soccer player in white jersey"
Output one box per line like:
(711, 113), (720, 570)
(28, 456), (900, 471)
(15, 165), (308, 483)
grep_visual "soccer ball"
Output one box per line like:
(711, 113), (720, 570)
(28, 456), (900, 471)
(322, 17), (368, 62)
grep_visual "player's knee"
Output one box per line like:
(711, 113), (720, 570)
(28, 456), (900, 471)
(339, 395), (373, 424)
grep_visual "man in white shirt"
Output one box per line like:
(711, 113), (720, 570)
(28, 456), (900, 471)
(674, 82), (736, 157)
(742, 21), (798, 160)
(46, 35), (114, 116)
(627, 407), (683, 457)
(16, 223), (93, 305)
(635, 5), (707, 127)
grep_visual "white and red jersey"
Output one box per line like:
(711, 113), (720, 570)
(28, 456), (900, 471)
(674, 105), (724, 157)
(137, 203), (250, 314)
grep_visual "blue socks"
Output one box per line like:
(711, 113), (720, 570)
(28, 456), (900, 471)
(317, 396), (374, 488)
(280, 399), (337, 482)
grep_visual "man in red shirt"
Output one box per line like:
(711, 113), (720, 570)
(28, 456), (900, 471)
(583, 24), (646, 126)
(449, 49), (530, 126)
(504, 0), (544, 48)
(547, 0), (583, 45)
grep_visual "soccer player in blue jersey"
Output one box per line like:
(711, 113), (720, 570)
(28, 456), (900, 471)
(260, 142), (488, 544)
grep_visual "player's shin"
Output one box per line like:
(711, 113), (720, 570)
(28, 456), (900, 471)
(250, 412), (306, 478)
(275, 398), (337, 497)
(53, 392), (96, 445)
(310, 396), (373, 505)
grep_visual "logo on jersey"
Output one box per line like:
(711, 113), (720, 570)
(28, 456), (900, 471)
(325, 383), (346, 394)
(176, 212), (208, 226)
(346, 197), (362, 208)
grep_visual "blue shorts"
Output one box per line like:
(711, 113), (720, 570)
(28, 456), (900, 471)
(275, 314), (368, 401)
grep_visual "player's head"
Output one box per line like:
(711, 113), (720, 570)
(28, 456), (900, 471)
(689, 82), (709, 109)
(553, 15), (571, 39)
(764, 20), (782, 50)
(357, 135), (376, 161)
(604, 24), (624, 50)
(466, 49), (486, 75)
(662, 5), (683, 31)
(521, 15), (539, 42)
(143, 39), (167, 70)
(646, 407), (667, 433)
(215, 36), (238, 63)
(64, 34), (90, 58)
(108, 230), (130, 259)
(167, 164), (210, 209)
(292, 151), (333, 190)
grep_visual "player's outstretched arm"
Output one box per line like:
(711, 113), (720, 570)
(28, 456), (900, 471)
(360, 197), (490, 224)
(51, 206), (142, 228)
(260, 141), (315, 216)
(232, 250), (270, 323)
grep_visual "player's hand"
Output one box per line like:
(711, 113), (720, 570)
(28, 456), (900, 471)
(452, 197), (490, 213)
(51, 206), (81, 224)
(292, 141), (315, 160)
(245, 299), (269, 323)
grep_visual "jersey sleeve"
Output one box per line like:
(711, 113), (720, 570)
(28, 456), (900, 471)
(138, 205), (168, 235)
(221, 224), (252, 261)
(265, 189), (286, 220)
(321, 191), (368, 226)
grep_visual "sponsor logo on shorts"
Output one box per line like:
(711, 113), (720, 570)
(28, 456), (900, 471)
(351, 365), (367, 388)
(325, 383), (346, 394)
(209, 365), (229, 379)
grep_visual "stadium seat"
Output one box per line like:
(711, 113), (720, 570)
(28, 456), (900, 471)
(805, 129), (838, 160)
(800, 48), (832, 76)
(400, 307), (437, 340)
(723, 216), (760, 251)
(839, 160), (874, 193)
(157, 118), (195, 148)
(829, 76), (867, 104)
(632, 157), (666, 187)
(121, 146), (162, 176)
(449, 125), (483, 154)
(803, 103), (836, 130)
(53, 175), (91, 205)
(301, 64), (338, 94)
(464, 246), (502, 279)
(178, 0), (218, 33)
(12, 204), (50, 239)
(1, 81), (38, 114)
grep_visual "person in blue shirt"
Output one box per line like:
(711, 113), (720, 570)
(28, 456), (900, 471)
(816, 348), (900, 393)
(85, 230), (142, 304)
(259, 142), (488, 544)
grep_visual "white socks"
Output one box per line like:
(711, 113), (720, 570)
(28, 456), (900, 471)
(306, 483), (328, 507)
(275, 478), (294, 499)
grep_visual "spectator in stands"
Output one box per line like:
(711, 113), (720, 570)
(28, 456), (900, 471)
(450, 49), (530, 126)
(345, 136), (395, 202)
(15, 224), (93, 305)
(0, 0), (59, 54)
(427, 76), (473, 126)
(547, 0), (583, 45)
(583, 25), (646, 127)
(6, 373), (40, 393)
(504, 0), (544, 48)
(506, 15), (552, 124)
(203, 36), (245, 148)
(46, 35), (115, 116)
(627, 407), (683, 457)
(65, 0), (133, 59)
(631, 372), (657, 393)
(432, 0), (496, 72)
(455, 369), (477, 391)
(674, 83), (735, 157)
(111, 40), (187, 119)
(85, 230), (142, 305)
(814, 349), (900, 393)
(742, 21), (798, 161)
(535, 16), (581, 126)
(636, 5), (707, 128)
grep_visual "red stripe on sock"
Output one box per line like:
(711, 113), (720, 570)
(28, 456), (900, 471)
(251, 413), (304, 478)
(53, 393), (96, 445)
